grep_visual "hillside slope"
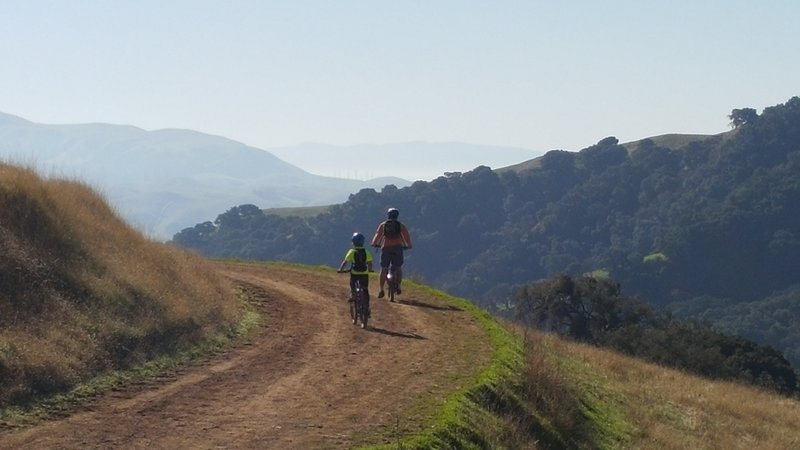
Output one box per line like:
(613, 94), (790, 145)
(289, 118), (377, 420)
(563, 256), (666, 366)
(508, 329), (800, 449)
(3, 260), (798, 448)
(0, 164), (240, 407)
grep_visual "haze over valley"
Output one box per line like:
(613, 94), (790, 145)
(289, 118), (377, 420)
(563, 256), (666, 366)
(0, 111), (550, 239)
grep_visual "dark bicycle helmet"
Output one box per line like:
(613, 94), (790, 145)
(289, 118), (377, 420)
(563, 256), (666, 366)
(351, 232), (365, 246)
(387, 208), (399, 219)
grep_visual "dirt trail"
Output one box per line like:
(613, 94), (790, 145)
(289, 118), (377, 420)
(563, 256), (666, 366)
(0, 262), (492, 449)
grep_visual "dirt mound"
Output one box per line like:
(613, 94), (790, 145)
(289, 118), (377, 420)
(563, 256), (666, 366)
(0, 262), (493, 449)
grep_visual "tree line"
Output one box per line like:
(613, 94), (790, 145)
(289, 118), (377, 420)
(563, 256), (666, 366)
(514, 274), (797, 395)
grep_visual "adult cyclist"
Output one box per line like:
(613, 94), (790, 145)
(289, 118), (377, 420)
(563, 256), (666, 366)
(371, 207), (413, 299)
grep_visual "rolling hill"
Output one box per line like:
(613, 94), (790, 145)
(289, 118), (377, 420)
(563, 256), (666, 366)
(0, 112), (409, 239)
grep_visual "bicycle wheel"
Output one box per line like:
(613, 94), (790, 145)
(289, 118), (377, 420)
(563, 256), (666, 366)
(357, 291), (369, 329)
(349, 282), (359, 325)
(387, 268), (396, 302)
(349, 298), (358, 325)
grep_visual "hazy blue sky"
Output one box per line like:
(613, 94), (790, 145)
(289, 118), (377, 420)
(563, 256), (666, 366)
(2, 1), (798, 177)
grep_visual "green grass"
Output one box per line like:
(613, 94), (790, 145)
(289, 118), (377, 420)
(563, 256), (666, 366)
(553, 354), (636, 448)
(358, 283), (524, 450)
(517, 331), (800, 449)
(643, 252), (669, 263)
(585, 269), (611, 279)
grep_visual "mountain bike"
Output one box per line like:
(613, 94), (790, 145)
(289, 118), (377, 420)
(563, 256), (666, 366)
(338, 270), (370, 329)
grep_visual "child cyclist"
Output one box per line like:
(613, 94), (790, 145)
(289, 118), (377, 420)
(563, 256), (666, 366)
(337, 233), (374, 310)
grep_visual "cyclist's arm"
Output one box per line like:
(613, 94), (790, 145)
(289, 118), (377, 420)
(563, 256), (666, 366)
(366, 249), (375, 272)
(338, 249), (353, 272)
(401, 224), (413, 249)
(370, 223), (384, 247)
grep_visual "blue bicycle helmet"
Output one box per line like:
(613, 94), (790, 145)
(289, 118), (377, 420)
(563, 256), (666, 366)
(351, 232), (365, 246)
(387, 208), (399, 220)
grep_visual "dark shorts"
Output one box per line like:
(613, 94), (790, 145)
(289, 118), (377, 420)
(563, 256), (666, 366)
(380, 245), (404, 269)
(350, 273), (370, 296)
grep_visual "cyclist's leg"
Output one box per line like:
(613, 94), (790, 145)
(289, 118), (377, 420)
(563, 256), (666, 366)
(349, 275), (357, 301)
(394, 249), (405, 292)
(378, 267), (388, 298)
(356, 274), (371, 317)
(379, 267), (388, 290)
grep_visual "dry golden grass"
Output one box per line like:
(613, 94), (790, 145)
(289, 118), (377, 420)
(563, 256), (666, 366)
(0, 163), (240, 407)
(521, 329), (800, 449)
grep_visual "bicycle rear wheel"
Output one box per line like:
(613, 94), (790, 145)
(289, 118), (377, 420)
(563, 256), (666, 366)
(357, 291), (369, 328)
(387, 268), (397, 302)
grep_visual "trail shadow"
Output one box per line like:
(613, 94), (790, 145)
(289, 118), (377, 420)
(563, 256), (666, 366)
(367, 327), (426, 340)
(396, 298), (463, 312)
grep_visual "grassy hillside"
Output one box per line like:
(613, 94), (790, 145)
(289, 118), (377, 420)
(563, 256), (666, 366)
(515, 331), (800, 449)
(0, 163), (241, 408)
(417, 324), (800, 449)
(355, 284), (800, 449)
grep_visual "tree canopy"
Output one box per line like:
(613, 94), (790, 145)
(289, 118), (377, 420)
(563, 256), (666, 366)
(513, 274), (798, 395)
(729, 107), (759, 128)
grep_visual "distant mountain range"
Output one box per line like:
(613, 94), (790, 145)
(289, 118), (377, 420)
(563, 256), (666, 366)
(0, 112), (417, 239)
(0, 113), (542, 239)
